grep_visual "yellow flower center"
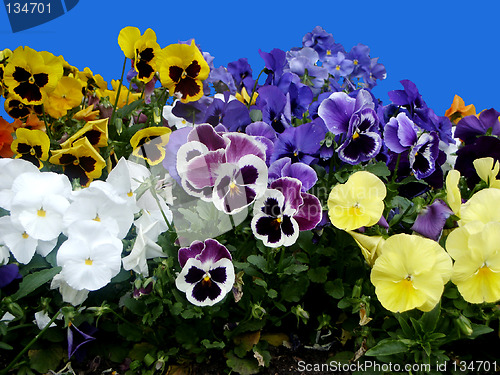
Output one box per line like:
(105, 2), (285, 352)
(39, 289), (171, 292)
(37, 209), (46, 217)
(335, 65), (341, 71)
(22, 231), (29, 239)
(127, 190), (134, 197)
(181, 70), (187, 79)
(353, 132), (360, 140)
(326, 50), (332, 56)
(476, 265), (493, 278)
(348, 203), (362, 216)
(229, 182), (240, 196)
(73, 159), (79, 165)
(28, 76), (35, 84)
(30, 148), (36, 156)
(399, 278), (414, 291)
(276, 216), (283, 224)
(353, 59), (359, 65)
(93, 214), (101, 222)
(85, 258), (93, 266)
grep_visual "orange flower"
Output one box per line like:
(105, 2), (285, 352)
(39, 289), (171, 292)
(0, 116), (14, 158)
(445, 95), (476, 124)
(12, 114), (46, 131)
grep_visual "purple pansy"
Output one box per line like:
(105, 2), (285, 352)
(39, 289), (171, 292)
(409, 132), (440, 179)
(346, 44), (371, 77)
(207, 66), (238, 95)
(259, 48), (287, 85)
(251, 177), (322, 247)
(318, 89), (374, 135)
(286, 48), (329, 94)
(175, 239), (235, 306)
(227, 58), (254, 92)
(454, 109), (500, 145)
(268, 157), (317, 192)
(362, 57), (386, 89)
(410, 199), (453, 241)
(204, 92), (251, 131)
(270, 121), (326, 165)
(256, 85), (291, 133)
(302, 26), (344, 60)
(384, 112), (419, 153)
(323, 52), (354, 79)
(337, 107), (382, 164)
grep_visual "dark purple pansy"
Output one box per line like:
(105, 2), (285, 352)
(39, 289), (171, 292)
(455, 136), (500, 188)
(455, 109), (500, 145)
(251, 177), (321, 247)
(204, 92), (251, 131)
(175, 239), (235, 306)
(227, 58), (254, 92)
(338, 108), (382, 164)
(259, 48), (287, 85)
(383, 112), (419, 153)
(171, 96), (211, 125)
(67, 322), (97, 360)
(0, 264), (22, 290)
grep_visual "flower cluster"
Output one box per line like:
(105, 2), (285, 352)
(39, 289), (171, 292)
(1, 25), (499, 374)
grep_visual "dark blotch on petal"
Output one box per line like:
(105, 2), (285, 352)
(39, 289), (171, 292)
(82, 130), (102, 146)
(192, 279), (222, 302)
(58, 153), (77, 165)
(175, 77), (201, 100)
(64, 164), (90, 186)
(185, 60), (201, 78)
(138, 48), (155, 63)
(281, 215), (295, 236)
(238, 165), (259, 185)
(33, 72), (49, 88)
(185, 266), (205, 284)
(15, 142), (31, 155)
(136, 60), (155, 80)
(78, 156), (97, 173)
(12, 66), (31, 83)
(255, 216), (282, 244)
(209, 267), (227, 284)
(169, 66), (184, 83)
(261, 197), (281, 217)
(14, 82), (42, 103)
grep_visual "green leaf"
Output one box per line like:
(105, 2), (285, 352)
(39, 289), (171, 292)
(364, 161), (391, 178)
(28, 346), (63, 373)
(420, 302), (440, 333)
(267, 289), (278, 299)
(247, 255), (267, 273)
(253, 279), (267, 288)
(395, 313), (414, 338)
(281, 263), (308, 275)
(325, 279), (344, 299)
(249, 109), (263, 122)
(10, 267), (62, 301)
(307, 267), (329, 283)
(226, 352), (260, 375)
(0, 342), (13, 350)
(365, 339), (408, 356)
(116, 98), (144, 118)
(468, 323), (494, 339)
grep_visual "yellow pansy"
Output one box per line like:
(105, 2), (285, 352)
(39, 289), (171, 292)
(327, 171), (386, 231)
(347, 230), (385, 267)
(103, 80), (141, 108)
(446, 221), (500, 304)
(49, 137), (106, 187)
(236, 87), (258, 106)
(445, 169), (461, 216)
(158, 40), (210, 103)
(3, 46), (63, 105)
(459, 188), (500, 226)
(473, 157), (500, 188)
(130, 126), (172, 165)
(371, 234), (452, 313)
(45, 76), (84, 118)
(10, 128), (49, 169)
(61, 118), (108, 149)
(118, 27), (161, 83)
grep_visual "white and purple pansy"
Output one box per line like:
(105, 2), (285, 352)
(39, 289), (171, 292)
(212, 154), (268, 214)
(175, 239), (235, 306)
(176, 124), (268, 207)
(251, 177), (322, 247)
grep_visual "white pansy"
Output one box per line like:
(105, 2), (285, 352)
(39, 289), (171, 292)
(163, 105), (193, 129)
(122, 221), (166, 276)
(57, 221), (123, 291)
(33, 311), (57, 330)
(50, 273), (89, 306)
(0, 158), (39, 210)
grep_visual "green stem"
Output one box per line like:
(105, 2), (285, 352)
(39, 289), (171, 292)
(390, 153), (402, 184)
(246, 68), (266, 109)
(1, 310), (61, 375)
(110, 56), (128, 129)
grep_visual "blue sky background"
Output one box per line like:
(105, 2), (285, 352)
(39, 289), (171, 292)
(1, 0), (499, 119)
